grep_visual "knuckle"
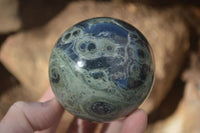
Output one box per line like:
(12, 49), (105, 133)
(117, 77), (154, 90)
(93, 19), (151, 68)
(10, 101), (28, 111)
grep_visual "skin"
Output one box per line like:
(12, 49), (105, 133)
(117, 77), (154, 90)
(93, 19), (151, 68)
(0, 88), (147, 133)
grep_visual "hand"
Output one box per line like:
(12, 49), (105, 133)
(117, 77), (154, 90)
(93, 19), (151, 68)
(0, 88), (147, 133)
(0, 88), (64, 133)
(105, 109), (147, 133)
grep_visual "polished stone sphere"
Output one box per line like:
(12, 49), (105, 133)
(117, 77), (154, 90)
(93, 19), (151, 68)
(49, 17), (154, 122)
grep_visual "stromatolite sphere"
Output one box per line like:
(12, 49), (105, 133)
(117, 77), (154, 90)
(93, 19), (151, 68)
(49, 17), (154, 122)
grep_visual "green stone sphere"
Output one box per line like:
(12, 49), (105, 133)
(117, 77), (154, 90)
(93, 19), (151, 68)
(49, 17), (154, 122)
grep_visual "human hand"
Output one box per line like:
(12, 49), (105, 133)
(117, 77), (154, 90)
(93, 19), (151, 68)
(0, 88), (147, 133)
(104, 109), (147, 133)
(0, 88), (64, 133)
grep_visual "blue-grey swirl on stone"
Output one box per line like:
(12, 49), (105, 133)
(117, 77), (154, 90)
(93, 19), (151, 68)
(49, 17), (154, 122)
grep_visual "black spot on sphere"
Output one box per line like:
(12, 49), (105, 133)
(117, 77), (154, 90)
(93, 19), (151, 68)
(51, 69), (60, 83)
(87, 43), (96, 51)
(142, 64), (149, 71)
(107, 46), (113, 51)
(128, 80), (144, 89)
(64, 33), (71, 40)
(130, 34), (138, 39)
(72, 30), (80, 37)
(138, 49), (145, 58)
(135, 39), (150, 52)
(79, 43), (86, 52)
(133, 80), (144, 88)
(91, 102), (115, 115)
(140, 64), (149, 80)
(117, 47), (125, 56)
(91, 72), (104, 79)
(135, 39), (144, 46)
(80, 43), (86, 49)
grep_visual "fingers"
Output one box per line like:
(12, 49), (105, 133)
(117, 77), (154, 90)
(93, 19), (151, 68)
(35, 88), (63, 133)
(102, 120), (123, 133)
(0, 95), (64, 133)
(99, 109), (147, 133)
(67, 118), (98, 133)
(121, 109), (147, 133)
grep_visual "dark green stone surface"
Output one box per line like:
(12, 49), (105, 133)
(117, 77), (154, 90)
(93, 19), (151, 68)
(49, 17), (154, 122)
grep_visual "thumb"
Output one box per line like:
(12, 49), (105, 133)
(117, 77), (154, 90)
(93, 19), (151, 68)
(0, 98), (64, 133)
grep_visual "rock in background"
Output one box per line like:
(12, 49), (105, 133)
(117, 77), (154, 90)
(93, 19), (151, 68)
(0, 0), (21, 33)
(146, 5), (200, 133)
(146, 53), (200, 133)
(0, 0), (199, 133)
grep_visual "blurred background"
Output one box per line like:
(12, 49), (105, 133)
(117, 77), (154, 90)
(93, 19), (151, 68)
(0, 0), (200, 132)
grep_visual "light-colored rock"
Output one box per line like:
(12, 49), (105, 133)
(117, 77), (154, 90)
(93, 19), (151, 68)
(0, 1), (189, 115)
(0, 0), (21, 33)
(146, 54), (200, 133)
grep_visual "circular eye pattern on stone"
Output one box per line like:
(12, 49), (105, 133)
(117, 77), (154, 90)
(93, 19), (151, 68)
(64, 33), (71, 40)
(79, 43), (87, 52)
(87, 43), (96, 51)
(90, 101), (115, 115)
(73, 30), (80, 37)
(50, 68), (60, 84)
(138, 49), (145, 58)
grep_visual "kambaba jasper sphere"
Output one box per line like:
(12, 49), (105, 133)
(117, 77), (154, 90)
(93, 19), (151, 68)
(49, 17), (154, 122)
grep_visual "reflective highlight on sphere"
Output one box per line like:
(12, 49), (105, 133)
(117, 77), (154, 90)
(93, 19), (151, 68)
(49, 17), (154, 122)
